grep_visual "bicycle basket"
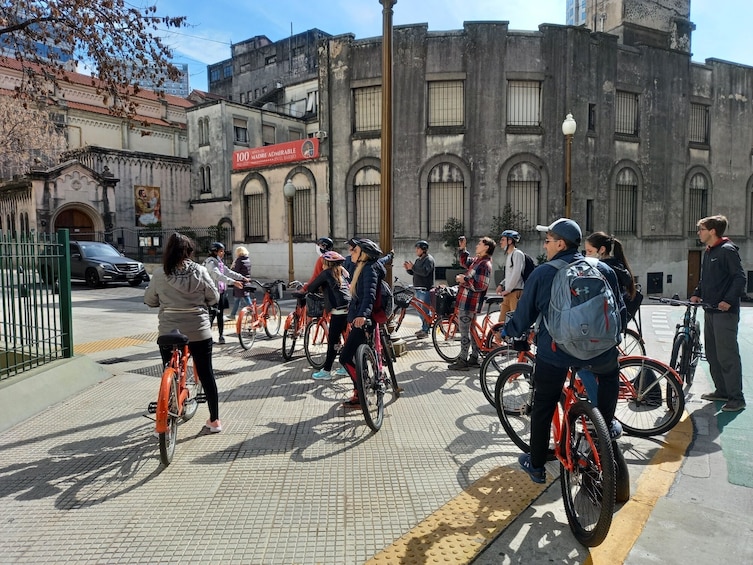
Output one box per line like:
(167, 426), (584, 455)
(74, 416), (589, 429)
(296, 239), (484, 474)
(435, 287), (457, 316)
(306, 294), (325, 318)
(394, 288), (414, 308)
(270, 281), (285, 300)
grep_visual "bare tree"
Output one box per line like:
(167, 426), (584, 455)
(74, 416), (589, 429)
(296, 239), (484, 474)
(0, 96), (66, 180)
(0, 0), (188, 118)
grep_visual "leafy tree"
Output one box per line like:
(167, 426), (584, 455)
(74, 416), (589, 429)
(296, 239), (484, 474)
(0, 96), (65, 179)
(489, 203), (530, 237)
(441, 217), (465, 266)
(1, 1), (188, 118)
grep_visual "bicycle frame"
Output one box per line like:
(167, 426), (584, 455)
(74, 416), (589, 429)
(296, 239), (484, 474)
(553, 372), (605, 472)
(156, 343), (190, 434)
(237, 288), (274, 332)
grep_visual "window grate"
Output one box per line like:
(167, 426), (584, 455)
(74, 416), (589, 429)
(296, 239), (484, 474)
(689, 103), (709, 144)
(244, 193), (267, 242)
(354, 86), (382, 133)
(428, 81), (464, 127)
(355, 183), (380, 238)
(615, 91), (639, 135)
(507, 81), (541, 127)
(687, 174), (708, 236)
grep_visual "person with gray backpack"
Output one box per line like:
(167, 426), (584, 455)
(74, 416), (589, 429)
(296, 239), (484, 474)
(501, 218), (626, 484)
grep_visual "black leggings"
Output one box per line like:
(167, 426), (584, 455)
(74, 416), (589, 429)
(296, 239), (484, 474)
(324, 313), (348, 371)
(339, 325), (367, 384)
(209, 292), (227, 337)
(160, 337), (219, 421)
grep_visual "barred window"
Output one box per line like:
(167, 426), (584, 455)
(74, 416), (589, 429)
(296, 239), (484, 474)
(292, 184), (312, 240)
(614, 168), (637, 234)
(262, 124), (275, 146)
(234, 118), (248, 144)
(354, 86), (382, 133)
(687, 173), (708, 236)
(354, 166), (381, 238)
(506, 162), (539, 231)
(428, 81), (464, 127)
(428, 163), (464, 234)
(507, 81), (541, 127)
(244, 180), (268, 242)
(615, 91), (639, 135)
(200, 166), (212, 194)
(689, 103), (709, 144)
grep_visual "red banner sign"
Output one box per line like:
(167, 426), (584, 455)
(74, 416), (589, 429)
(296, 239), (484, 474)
(232, 138), (319, 171)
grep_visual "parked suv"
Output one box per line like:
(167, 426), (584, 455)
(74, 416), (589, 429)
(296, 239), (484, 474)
(41, 241), (150, 288)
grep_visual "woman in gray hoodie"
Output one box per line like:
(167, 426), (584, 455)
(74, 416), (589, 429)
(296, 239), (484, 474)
(144, 233), (224, 433)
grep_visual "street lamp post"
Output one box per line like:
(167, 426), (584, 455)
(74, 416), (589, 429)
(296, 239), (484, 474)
(283, 179), (296, 284)
(380, 0), (396, 283)
(562, 113), (577, 218)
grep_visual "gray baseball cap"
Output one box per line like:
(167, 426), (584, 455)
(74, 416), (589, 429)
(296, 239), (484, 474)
(535, 218), (582, 245)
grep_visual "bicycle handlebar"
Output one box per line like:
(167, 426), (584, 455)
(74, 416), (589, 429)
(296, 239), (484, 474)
(393, 276), (429, 292)
(649, 296), (712, 308)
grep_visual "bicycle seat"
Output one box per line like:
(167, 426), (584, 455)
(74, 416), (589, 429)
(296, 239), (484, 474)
(485, 295), (504, 305)
(157, 329), (189, 347)
(243, 284), (257, 293)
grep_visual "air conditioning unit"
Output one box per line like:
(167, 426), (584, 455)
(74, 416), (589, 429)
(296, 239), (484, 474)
(312, 130), (328, 140)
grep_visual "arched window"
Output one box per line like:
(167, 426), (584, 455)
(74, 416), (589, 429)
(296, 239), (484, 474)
(506, 162), (540, 232)
(243, 178), (268, 242)
(615, 168), (638, 234)
(428, 163), (464, 234)
(354, 166), (380, 238)
(687, 173), (708, 236)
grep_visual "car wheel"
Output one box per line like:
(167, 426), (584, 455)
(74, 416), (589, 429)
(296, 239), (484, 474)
(85, 268), (101, 288)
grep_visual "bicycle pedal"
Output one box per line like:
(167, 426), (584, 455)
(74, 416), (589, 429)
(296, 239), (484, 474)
(147, 402), (157, 414)
(195, 394), (207, 403)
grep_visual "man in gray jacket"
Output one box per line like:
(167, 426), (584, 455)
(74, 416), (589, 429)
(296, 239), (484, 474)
(403, 240), (435, 338)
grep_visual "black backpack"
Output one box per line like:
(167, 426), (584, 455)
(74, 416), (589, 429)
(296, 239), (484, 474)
(511, 252), (537, 283)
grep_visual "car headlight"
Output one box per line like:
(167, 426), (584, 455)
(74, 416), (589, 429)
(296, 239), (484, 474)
(137, 262), (144, 270)
(98, 262), (113, 270)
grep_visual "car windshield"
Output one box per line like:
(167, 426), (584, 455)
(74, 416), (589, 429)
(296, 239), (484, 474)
(79, 243), (121, 258)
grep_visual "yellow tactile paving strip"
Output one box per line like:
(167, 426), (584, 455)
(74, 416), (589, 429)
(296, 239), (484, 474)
(367, 467), (552, 564)
(74, 336), (153, 354)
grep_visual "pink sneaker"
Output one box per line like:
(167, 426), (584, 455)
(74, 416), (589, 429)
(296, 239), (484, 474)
(205, 419), (222, 433)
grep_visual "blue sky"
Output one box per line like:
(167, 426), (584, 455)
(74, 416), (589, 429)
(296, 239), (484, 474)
(155, 0), (751, 92)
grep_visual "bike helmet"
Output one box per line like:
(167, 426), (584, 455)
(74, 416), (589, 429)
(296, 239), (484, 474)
(500, 230), (521, 243)
(355, 238), (382, 259)
(415, 240), (429, 251)
(317, 237), (334, 252)
(209, 241), (225, 252)
(345, 237), (360, 249)
(322, 250), (346, 263)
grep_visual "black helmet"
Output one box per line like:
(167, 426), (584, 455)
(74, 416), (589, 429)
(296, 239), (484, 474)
(210, 241), (225, 252)
(355, 238), (382, 259)
(317, 237), (334, 251)
(345, 237), (360, 249)
(415, 240), (429, 251)
(500, 230), (521, 243)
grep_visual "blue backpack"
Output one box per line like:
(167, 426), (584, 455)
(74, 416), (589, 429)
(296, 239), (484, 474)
(544, 258), (621, 360)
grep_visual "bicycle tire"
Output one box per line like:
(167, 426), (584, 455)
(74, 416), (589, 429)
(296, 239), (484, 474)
(619, 328), (646, 357)
(355, 343), (384, 431)
(281, 313), (299, 360)
(669, 334), (692, 387)
(431, 316), (461, 362)
(560, 400), (616, 547)
(264, 300), (282, 338)
(390, 306), (408, 333)
(304, 318), (329, 369)
(182, 362), (203, 421)
(158, 373), (179, 466)
(479, 345), (529, 407)
(494, 363), (535, 452)
(380, 330), (400, 398)
(237, 307), (257, 350)
(482, 321), (505, 351)
(615, 356), (685, 437)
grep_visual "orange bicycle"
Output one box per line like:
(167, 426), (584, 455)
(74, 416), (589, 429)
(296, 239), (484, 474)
(431, 290), (505, 361)
(389, 278), (437, 333)
(237, 279), (284, 350)
(148, 329), (204, 466)
(303, 294), (350, 369)
(282, 280), (309, 360)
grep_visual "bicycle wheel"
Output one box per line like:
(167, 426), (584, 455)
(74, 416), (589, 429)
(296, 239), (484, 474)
(182, 362), (203, 421)
(479, 345), (526, 407)
(483, 322), (505, 351)
(355, 343), (384, 431)
(281, 313), (299, 360)
(669, 334), (691, 386)
(157, 372), (179, 466)
(618, 328), (646, 356)
(560, 400), (616, 547)
(494, 363), (535, 452)
(264, 300), (282, 338)
(390, 306), (407, 333)
(237, 308), (257, 350)
(615, 356), (685, 437)
(431, 316), (461, 362)
(304, 318), (329, 369)
(380, 330), (400, 398)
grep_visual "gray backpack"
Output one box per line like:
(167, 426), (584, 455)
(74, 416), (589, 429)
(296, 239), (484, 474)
(544, 257), (621, 360)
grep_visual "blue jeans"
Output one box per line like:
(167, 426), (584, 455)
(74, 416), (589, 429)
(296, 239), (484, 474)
(230, 295), (252, 317)
(414, 289), (432, 332)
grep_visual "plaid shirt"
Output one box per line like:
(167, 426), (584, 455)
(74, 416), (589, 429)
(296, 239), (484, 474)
(456, 251), (492, 313)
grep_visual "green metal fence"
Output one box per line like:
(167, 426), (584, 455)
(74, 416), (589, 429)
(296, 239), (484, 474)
(0, 229), (72, 381)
